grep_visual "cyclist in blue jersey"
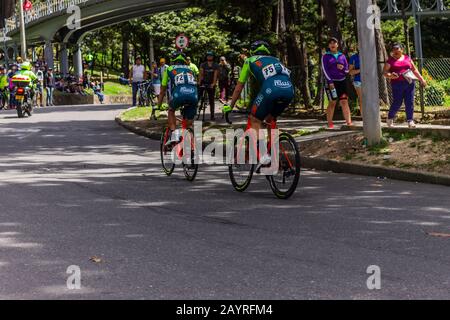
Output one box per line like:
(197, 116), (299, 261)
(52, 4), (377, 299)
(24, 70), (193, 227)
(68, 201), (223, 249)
(156, 51), (198, 145)
(225, 40), (294, 133)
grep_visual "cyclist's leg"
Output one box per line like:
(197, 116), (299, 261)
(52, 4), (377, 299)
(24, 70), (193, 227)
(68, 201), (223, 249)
(168, 100), (177, 131)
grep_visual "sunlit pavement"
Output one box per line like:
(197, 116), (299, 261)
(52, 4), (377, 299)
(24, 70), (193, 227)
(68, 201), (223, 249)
(0, 104), (449, 299)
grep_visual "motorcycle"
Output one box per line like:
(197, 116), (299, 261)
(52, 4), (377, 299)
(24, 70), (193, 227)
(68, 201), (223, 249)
(11, 75), (33, 118)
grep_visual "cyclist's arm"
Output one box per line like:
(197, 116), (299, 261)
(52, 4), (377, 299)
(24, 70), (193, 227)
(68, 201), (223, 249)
(229, 82), (245, 109)
(229, 61), (250, 109)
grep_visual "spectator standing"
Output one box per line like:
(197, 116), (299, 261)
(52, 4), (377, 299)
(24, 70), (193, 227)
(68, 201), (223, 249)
(151, 61), (160, 95)
(44, 67), (55, 106)
(349, 51), (363, 116)
(199, 51), (219, 121)
(36, 66), (44, 108)
(129, 56), (146, 107)
(186, 57), (199, 76)
(322, 37), (353, 128)
(383, 43), (427, 128)
(218, 56), (231, 104)
(0, 66), (9, 109)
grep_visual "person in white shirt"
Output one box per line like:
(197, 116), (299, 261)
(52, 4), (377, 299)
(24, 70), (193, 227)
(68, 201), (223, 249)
(129, 57), (147, 106)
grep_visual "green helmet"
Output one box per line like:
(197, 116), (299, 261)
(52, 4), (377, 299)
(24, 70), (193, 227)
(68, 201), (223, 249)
(171, 51), (187, 64)
(250, 40), (271, 56)
(21, 61), (32, 71)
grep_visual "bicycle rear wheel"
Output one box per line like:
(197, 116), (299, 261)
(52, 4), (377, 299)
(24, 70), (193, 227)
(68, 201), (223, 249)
(267, 133), (301, 200)
(160, 127), (175, 176)
(228, 136), (255, 192)
(182, 128), (199, 182)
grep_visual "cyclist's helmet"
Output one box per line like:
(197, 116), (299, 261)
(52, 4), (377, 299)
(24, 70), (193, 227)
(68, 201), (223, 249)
(206, 51), (215, 58)
(21, 61), (32, 71)
(250, 40), (271, 56)
(171, 51), (187, 64)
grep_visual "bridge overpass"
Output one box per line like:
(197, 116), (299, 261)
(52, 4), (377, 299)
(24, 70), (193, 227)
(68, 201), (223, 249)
(1, 0), (189, 75)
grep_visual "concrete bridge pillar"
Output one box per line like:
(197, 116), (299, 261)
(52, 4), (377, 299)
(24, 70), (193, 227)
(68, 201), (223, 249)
(44, 40), (54, 69)
(60, 44), (69, 76)
(73, 43), (83, 77)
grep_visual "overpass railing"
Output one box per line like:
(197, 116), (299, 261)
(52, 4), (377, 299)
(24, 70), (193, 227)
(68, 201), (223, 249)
(3, 0), (90, 35)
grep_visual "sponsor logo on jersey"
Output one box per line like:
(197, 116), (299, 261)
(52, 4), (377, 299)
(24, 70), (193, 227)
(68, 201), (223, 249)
(180, 87), (195, 94)
(274, 79), (292, 89)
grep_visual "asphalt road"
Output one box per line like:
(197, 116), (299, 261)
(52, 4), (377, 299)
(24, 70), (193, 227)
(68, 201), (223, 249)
(0, 104), (449, 300)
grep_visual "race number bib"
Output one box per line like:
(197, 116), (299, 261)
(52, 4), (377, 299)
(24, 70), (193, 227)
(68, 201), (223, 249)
(262, 64), (277, 80)
(174, 74), (185, 85)
(187, 73), (196, 85)
(281, 64), (291, 76)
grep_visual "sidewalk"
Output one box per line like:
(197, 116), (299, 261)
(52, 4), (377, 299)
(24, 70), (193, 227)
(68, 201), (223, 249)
(342, 121), (450, 138)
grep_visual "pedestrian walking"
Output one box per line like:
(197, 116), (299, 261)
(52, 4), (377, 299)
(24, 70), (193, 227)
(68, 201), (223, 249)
(383, 43), (427, 128)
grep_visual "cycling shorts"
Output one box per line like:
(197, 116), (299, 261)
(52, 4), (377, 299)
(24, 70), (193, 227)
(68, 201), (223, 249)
(170, 85), (198, 120)
(251, 75), (294, 121)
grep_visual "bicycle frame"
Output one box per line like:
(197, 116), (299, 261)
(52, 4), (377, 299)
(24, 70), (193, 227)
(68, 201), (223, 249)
(235, 114), (295, 173)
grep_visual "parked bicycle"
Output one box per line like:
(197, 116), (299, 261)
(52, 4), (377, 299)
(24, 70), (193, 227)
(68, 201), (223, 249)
(137, 80), (157, 108)
(196, 85), (209, 121)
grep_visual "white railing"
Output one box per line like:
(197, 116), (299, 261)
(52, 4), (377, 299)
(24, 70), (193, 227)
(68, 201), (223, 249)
(382, 0), (448, 14)
(3, 0), (90, 35)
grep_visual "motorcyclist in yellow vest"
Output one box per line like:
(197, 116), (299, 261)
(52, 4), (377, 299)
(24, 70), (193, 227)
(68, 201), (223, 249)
(12, 61), (38, 101)
(18, 61), (38, 83)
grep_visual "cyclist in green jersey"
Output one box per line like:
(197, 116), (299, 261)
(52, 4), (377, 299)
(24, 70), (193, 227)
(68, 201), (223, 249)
(157, 51), (198, 145)
(225, 40), (294, 133)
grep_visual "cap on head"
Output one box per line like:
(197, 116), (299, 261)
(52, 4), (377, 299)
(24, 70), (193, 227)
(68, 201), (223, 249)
(328, 37), (339, 44)
(206, 51), (215, 58)
(250, 40), (271, 55)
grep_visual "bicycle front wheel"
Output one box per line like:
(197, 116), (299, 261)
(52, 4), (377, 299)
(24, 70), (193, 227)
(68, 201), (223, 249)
(160, 127), (175, 176)
(267, 133), (301, 200)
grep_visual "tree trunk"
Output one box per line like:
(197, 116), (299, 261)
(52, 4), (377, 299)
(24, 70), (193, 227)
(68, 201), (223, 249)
(401, 0), (411, 55)
(373, 0), (389, 105)
(320, 0), (343, 47)
(314, 2), (324, 107)
(121, 24), (130, 78)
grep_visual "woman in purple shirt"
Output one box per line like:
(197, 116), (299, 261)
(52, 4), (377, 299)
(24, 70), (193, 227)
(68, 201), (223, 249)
(322, 37), (352, 129)
(383, 43), (427, 128)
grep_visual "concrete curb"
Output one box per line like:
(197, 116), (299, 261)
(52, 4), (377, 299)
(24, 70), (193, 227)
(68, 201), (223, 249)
(301, 156), (450, 187)
(116, 109), (450, 187)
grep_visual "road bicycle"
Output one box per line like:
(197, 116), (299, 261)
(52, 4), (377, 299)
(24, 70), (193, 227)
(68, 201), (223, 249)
(137, 80), (157, 108)
(225, 102), (301, 200)
(160, 106), (199, 182)
(196, 85), (209, 121)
